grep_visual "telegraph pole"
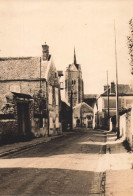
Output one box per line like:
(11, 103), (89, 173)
(107, 71), (110, 130)
(70, 90), (73, 131)
(114, 21), (120, 139)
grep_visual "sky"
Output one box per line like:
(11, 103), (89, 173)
(0, 0), (133, 94)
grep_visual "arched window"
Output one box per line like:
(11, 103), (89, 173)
(72, 80), (76, 85)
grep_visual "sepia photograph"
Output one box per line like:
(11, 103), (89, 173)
(0, 0), (133, 195)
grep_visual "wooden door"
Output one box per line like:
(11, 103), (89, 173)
(17, 102), (31, 136)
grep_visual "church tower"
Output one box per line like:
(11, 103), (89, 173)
(65, 48), (84, 107)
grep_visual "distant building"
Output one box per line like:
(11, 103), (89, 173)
(65, 48), (84, 107)
(73, 102), (93, 128)
(94, 82), (133, 129)
(0, 44), (62, 143)
(84, 94), (98, 108)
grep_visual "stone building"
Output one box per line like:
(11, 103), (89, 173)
(65, 48), (84, 107)
(84, 94), (98, 109)
(73, 102), (93, 128)
(0, 44), (61, 143)
(94, 82), (133, 130)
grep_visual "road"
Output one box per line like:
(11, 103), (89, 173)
(0, 128), (133, 195)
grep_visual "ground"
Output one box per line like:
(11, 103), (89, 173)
(0, 128), (133, 196)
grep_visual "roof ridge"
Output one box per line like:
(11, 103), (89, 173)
(0, 56), (40, 61)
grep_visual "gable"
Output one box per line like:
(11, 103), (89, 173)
(46, 57), (60, 87)
(68, 63), (78, 72)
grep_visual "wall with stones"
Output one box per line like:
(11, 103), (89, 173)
(31, 118), (48, 137)
(125, 110), (133, 149)
(0, 81), (46, 113)
(65, 70), (83, 107)
(119, 109), (133, 149)
(0, 119), (18, 144)
(0, 80), (48, 142)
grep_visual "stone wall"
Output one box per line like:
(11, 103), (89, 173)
(31, 118), (48, 137)
(119, 109), (133, 149)
(65, 69), (83, 107)
(119, 113), (126, 138)
(0, 119), (18, 144)
(0, 80), (47, 112)
(125, 110), (133, 149)
(0, 80), (48, 143)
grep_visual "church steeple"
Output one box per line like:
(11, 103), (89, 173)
(74, 47), (77, 65)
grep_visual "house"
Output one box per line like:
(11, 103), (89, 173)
(0, 44), (61, 143)
(73, 102), (93, 128)
(84, 94), (97, 109)
(94, 82), (133, 130)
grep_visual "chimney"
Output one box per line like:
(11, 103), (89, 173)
(104, 85), (108, 92)
(111, 82), (115, 94)
(42, 43), (49, 61)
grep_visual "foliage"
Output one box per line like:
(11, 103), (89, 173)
(128, 18), (133, 73)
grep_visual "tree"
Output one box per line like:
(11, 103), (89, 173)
(128, 18), (133, 74)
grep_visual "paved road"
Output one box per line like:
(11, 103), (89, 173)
(0, 128), (133, 196)
(0, 129), (106, 196)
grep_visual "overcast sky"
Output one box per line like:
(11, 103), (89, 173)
(0, 0), (133, 94)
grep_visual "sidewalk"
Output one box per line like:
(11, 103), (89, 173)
(0, 133), (68, 157)
(105, 137), (133, 196)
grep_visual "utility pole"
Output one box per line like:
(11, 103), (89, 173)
(107, 71), (110, 130)
(40, 57), (42, 88)
(114, 21), (120, 139)
(70, 90), (73, 131)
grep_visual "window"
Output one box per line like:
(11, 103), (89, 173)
(10, 84), (20, 93)
(72, 80), (76, 85)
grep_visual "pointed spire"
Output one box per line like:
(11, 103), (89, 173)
(74, 47), (77, 65)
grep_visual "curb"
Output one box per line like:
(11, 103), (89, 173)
(0, 134), (65, 158)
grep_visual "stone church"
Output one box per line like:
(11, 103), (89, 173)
(65, 48), (84, 107)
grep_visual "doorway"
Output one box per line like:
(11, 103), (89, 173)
(17, 102), (31, 136)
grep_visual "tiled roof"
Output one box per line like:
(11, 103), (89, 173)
(84, 94), (98, 99)
(0, 57), (49, 80)
(102, 84), (133, 96)
(118, 84), (133, 94)
(68, 63), (78, 72)
(73, 102), (93, 111)
(73, 102), (93, 118)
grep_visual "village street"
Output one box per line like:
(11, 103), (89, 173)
(0, 129), (133, 196)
